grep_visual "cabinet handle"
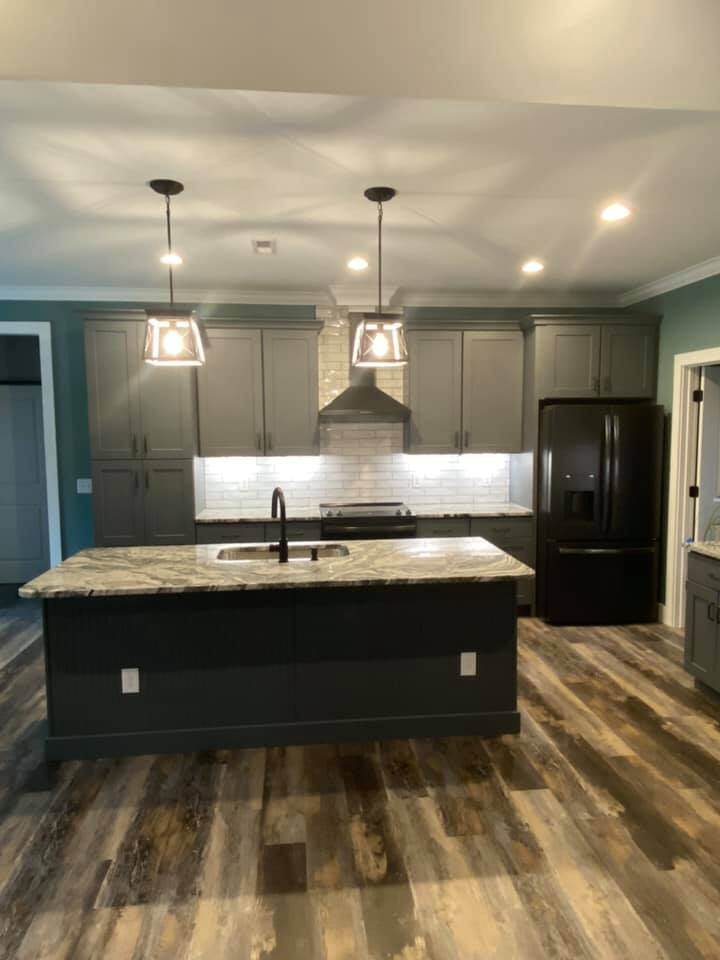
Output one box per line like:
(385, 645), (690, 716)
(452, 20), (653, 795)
(145, 470), (149, 491)
(708, 601), (716, 622)
(267, 433), (273, 451)
(132, 434), (137, 456)
(464, 430), (470, 448)
(143, 434), (148, 455)
(454, 430), (459, 449)
(592, 377), (600, 393)
(603, 376), (612, 393)
(256, 433), (263, 452)
(134, 471), (139, 492)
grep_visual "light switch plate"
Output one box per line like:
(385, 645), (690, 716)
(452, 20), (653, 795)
(460, 651), (477, 676)
(121, 667), (140, 694)
(76, 478), (92, 494)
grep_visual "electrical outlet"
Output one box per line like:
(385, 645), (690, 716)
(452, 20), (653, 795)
(460, 652), (477, 677)
(76, 478), (92, 494)
(121, 667), (140, 694)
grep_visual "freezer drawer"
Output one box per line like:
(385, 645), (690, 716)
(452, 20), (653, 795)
(545, 541), (658, 625)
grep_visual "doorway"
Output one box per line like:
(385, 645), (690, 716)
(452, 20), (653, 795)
(0, 322), (61, 585)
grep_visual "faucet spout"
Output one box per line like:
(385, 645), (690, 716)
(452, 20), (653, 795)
(271, 487), (289, 563)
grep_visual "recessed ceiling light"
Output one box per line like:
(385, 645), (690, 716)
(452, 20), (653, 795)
(160, 252), (183, 266)
(253, 239), (276, 255)
(347, 256), (369, 271)
(601, 202), (632, 222)
(521, 259), (545, 274)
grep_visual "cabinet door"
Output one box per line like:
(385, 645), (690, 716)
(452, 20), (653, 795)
(143, 460), (195, 545)
(535, 325), (602, 398)
(197, 328), (264, 457)
(263, 329), (319, 456)
(599, 325), (657, 398)
(85, 320), (142, 459)
(685, 581), (719, 681)
(138, 349), (197, 459)
(407, 331), (462, 453)
(462, 331), (523, 452)
(91, 460), (144, 547)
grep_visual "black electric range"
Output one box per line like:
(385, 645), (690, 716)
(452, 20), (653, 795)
(319, 501), (417, 540)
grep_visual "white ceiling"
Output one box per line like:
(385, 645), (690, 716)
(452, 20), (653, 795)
(1, 80), (720, 303)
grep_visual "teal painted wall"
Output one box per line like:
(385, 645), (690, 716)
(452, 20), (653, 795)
(635, 273), (720, 410)
(0, 301), (314, 558)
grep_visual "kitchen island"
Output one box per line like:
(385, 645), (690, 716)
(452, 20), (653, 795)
(20, 537), (533, 763)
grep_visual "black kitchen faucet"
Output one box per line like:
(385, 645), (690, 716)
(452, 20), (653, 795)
(271, 487), (289, 563)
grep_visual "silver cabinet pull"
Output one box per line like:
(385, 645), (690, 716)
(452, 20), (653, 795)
(143, 434), (148, 455)
(604, 376), (612, 393)
(592, 376), (600, 393)
(256, 433), (263, 452)
(134, 471), (139, 492)
(464, 430), (470, 448)
(145, 470), (149, 490)
(267, 433), (273, 451)
(454, 430), (459, 449)
(132, 434), (137, 456)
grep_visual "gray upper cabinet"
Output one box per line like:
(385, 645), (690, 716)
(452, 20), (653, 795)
(407, 331), (462, 453)
(462, 331), (523, 452)
(599, 324), (657, 398)
(197, 327), (264, 457)
(86, 320), (142, 459)
(91, 460), (144, 547)
(85, 319), (197, 460)
(138, 362), (197, 459)
(142, 460), (196, 546)
(263, 329), (319, 456)
(534, 325), (602, 398)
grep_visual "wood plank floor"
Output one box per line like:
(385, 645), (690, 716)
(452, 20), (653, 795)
(1, 616), (720, 959)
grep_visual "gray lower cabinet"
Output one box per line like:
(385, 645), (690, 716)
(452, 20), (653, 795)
(92, 460), (194, 547)
(197, 327), (264, 457)
(407, 331), (462, 453)
(143, 461), (196, 545)
(263, 329), (319, 455)
(462, 331), (523, 452)
(85, 319), (197, 460)
(197, 326), (319, 457)
(685, 553), (720, 692)
(196, 520), (322, 544)
(91, 461), (144, 547)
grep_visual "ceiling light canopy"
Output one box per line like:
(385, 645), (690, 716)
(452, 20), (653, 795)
(601, 201), (632, 222)
(347, 255), (369, 271)
(521, 258), (545, 274)
(144, 178), (204, 367)
(351, 187), (408, 368)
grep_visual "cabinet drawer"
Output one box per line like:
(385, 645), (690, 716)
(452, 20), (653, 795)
(417, 518), (470, 538)
(687, 552), (720, 592)
(265, 521), (322, 542)
(195, 523), (265, 544)
(470, 517), (533, 543)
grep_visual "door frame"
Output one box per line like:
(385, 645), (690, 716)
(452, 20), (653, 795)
(666, 344), (720, 629)
(0, 321), (62, 566)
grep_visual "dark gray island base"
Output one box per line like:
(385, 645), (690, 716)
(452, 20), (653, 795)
(21, 537), (533, 763)
(42, 581), (519, 761)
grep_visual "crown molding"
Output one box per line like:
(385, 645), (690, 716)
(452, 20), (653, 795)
(394, 289), (619, 308)
(328, 283), (398, 307)
(618, 256), (720, 306)
(0, 285), (335, 305)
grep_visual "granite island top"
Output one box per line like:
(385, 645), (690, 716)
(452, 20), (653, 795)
(689, 541), (720, 561)
(20, 537), (535, 599)
(195, 503), (533, 523)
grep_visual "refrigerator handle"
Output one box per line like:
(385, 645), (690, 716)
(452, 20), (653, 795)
(602, 413), (613, 534)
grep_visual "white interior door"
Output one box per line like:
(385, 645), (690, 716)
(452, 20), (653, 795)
(697, 366), (720, 541)
(0, 384), (49, 582)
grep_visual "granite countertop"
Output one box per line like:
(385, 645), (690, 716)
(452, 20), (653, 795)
(195, 503), (533, 523)
(689, 542), (720, 560)
(20, 537), (535, 599)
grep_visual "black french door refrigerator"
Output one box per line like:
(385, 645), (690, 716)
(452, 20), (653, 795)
(538, 402), (664, 625)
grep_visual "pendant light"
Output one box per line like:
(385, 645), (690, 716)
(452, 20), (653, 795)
(143, 179), (205, 367)
(351, 186), (408, 368)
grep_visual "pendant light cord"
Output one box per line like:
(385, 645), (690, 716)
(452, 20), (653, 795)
(165, 194), (175, 306)
(376, 200), (383, 317)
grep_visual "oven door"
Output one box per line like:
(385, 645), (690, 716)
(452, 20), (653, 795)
(321, 520), (417, 540)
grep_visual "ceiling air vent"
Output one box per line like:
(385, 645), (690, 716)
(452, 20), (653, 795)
(252, 239), (276, 255)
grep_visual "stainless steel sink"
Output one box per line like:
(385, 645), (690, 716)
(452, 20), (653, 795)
(216, 542), (349, 562)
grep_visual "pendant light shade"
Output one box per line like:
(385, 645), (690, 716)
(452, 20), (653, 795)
(143, 311), (205, 366)
(352, 187), (408, 368)
(144, 179), (205, 366)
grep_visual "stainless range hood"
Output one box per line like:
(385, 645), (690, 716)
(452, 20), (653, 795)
(318, 313), (410, 424)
